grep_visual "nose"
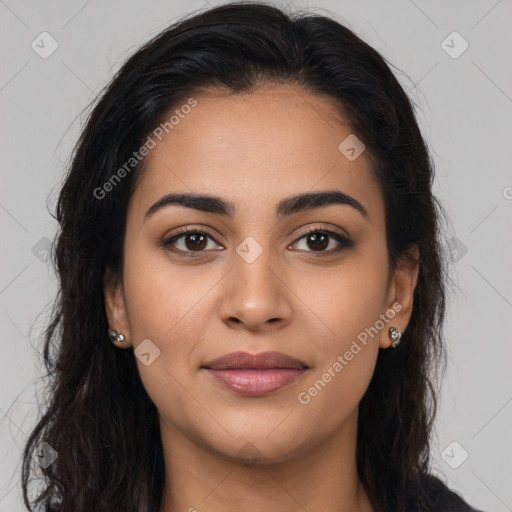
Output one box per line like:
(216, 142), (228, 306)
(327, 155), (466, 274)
(219, 246), (293, 333)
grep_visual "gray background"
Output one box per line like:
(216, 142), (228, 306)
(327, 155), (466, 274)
(1, 0), (511, 510)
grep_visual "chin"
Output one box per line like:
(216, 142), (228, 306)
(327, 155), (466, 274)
(202, 428), (310, 467)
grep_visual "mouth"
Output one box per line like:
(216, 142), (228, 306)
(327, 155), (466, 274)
(201, 351), (309, 397)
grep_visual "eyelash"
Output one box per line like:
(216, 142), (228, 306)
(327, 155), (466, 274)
(160, 226), (353, 258)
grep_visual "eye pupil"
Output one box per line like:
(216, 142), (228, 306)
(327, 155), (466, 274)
(185, 233), (207, 251)
(307, 232), (329, 251)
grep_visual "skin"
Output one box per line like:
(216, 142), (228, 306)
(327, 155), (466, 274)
(104, 83), (419, 512)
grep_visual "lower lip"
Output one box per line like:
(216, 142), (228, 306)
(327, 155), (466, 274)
(204, 368), (306, 396)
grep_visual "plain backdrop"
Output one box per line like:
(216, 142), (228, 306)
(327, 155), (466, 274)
(1, 1), (511, 511)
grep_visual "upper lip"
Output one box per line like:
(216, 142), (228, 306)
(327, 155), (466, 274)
(201, 351), (309, 370)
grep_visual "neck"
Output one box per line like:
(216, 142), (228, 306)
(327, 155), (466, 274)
(159, 408), (374, 512)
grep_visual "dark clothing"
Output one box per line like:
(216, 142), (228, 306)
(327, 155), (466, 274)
(383, 473), (486, 511)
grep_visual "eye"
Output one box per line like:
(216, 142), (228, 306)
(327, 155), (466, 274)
(290, 228), (353, 255)
(161, 227), (222, 256)
(161, 226), (353, 257)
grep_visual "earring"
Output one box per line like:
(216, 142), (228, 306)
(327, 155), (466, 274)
(109, 329), (125, 343)
(388, 327), (401, 348)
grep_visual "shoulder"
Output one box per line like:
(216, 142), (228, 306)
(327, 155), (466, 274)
(411, 473), (486, 512)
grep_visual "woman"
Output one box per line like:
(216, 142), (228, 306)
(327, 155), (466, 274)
(21, 2), (484, 511)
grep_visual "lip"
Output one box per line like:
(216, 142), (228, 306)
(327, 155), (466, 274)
(201, 351), (309, 397)
(202, 351), (308, 371)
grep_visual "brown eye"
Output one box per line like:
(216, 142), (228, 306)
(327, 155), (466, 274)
(162, 228), (221, 255)
(181, 232), (208, 251)
(305, 232), (329, 251)
(290, 229), (353, 254)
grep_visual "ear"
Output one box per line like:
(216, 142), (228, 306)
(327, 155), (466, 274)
(104, 267), (132, 348)
(379, 244), (420, 349)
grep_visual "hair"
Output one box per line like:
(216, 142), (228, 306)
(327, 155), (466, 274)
(21, 2), (476, 511)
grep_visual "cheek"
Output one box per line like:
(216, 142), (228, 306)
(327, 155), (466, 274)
(299, 245), (389, 356)
(121, 244), (211, 392)
(294, 348), (377, 445)
(122, 239), (217, 341)
(291, 247), (387, 429)
(294, 290), (382, 443)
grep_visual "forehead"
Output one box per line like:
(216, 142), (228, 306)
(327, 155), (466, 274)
(128, 84), (383, 223)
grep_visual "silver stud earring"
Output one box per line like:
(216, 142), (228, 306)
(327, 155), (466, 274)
(109, 329), (125, 343)
(388, 327), (401, 348)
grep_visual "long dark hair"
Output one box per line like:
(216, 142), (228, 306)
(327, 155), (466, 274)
(21, 2), (470, 511)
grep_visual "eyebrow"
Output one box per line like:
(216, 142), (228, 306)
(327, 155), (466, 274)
(144, 190), (368, 220)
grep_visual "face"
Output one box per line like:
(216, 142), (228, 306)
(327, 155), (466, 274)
(105, 84), (418, 464)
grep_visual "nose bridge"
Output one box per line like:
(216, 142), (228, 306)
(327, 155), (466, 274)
(240, 243), (272, 287)
(219, 234), (292, 329)
(232, 235), (278, 301)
